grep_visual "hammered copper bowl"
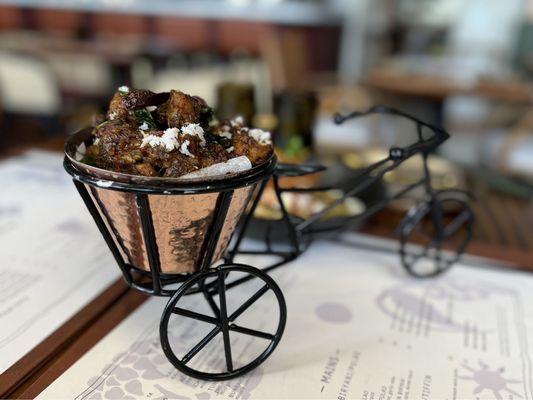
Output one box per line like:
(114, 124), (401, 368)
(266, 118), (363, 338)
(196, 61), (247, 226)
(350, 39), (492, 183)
(64, 128), (276, 274)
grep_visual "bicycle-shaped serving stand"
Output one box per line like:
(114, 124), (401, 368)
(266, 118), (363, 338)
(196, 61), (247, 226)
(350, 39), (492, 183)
(228, 106), (474, 279)
(64, 106), (474, 381)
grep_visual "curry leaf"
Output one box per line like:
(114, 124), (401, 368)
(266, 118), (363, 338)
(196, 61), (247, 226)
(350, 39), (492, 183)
(133, 109), (157, 129)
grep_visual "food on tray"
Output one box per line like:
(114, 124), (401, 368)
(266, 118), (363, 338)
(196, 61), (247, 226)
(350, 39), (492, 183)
(255, 186), (365, 221)
(80, 86), (273, 178)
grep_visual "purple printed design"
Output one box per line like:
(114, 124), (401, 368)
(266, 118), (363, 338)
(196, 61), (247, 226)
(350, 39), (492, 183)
(0, 205), (21, 217)
(459, 360), (522, 400)
(81, 329), (264, 400)
(83, 334), (177, 400)
(55, 218), (87, 234)
(375, 276), (513, 333)
(315, 302), (352, 324)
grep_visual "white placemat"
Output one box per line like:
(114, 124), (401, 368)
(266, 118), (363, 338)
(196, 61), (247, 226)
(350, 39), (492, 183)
(38, 236), (533, 399)
(0, 151), (119, 374)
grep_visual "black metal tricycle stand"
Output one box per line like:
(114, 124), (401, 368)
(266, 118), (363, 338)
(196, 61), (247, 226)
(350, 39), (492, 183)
(65, 106), (474, 381)
(228, 106), (474, 279)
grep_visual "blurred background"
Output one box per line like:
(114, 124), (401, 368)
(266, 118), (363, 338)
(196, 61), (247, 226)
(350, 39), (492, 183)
(0, 0), (531, 264)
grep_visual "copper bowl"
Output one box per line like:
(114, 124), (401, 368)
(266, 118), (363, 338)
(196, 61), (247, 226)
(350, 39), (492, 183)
(64, 129), (276, 275)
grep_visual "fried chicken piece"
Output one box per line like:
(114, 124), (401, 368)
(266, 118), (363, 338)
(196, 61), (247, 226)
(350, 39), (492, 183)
(231, 130), (273, 166)
(214, 120), (272, 166)
(92, 119), (143, 173)
(155, 90), (210, 128)
(107, 93), (130, 119)
(163, 157), (200, 177)
(86, 87), (273, 178)
(215, 117), (274, 166)
(139, 132), (201, 177)
(212, 119), (272, 165)
(134, 163), (158, 177)
(107, 89), (169, 120)
(194, 142), (230, 169)
(122, 90), (168, 110)
(152, 101), (169, 128)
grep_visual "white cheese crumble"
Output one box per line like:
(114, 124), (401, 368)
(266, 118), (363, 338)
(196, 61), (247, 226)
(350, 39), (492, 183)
(140, 135), (163, 149)
(118, 86), (129, 93)
(179, 140), (195, 157)
(219, 130), (232, 139)
(248, 128), (272, 145)
(226, 146), (234, 153)
(139, 122), (149, 131)
(181, 123), (206, 146)
(108, 112), (117, 120)
(141, 128), (180, 151)
(230, 116), (244, 126)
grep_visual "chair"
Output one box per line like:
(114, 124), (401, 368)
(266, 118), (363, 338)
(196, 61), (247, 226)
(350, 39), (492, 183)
(0, 51), (61, 115)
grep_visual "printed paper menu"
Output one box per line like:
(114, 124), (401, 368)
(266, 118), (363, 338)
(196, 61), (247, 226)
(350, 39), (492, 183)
(0, 151), (119, 374)
(38, 239), (533, 399)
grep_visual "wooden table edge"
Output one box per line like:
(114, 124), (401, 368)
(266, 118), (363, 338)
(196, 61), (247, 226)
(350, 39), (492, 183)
(0, 278), (130, 399)
(362, 225), (533, 271)
(13, 289), (148, 399)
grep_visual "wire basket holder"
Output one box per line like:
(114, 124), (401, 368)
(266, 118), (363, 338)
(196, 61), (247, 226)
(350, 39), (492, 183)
(64, 152), (287, 381)
(228, 106), (475, 278)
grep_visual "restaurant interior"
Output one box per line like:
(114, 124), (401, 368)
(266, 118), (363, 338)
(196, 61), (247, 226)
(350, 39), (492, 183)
(0, 0), (532, 398)
(1, 0), (531, 264)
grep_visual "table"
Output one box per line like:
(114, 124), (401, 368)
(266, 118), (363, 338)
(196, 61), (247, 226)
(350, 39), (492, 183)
(364, 67), (532, 104)
(0, 144), (531, 398)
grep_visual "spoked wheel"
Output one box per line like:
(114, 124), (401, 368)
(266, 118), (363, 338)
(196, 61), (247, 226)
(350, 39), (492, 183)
(398, 191), (474, 278)
(160, 264), (286, 381)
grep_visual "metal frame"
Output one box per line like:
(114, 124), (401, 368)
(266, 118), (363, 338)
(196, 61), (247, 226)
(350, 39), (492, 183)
(65, 105), (474, 381)
(65, 155), (276, 296)
(227, 106), (474, 278)
(65, 153), (286, 381)
(160, 264), (286, 380)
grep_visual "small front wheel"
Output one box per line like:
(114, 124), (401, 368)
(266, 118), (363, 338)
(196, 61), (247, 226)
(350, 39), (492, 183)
(160, 264), (286, 380)
(398, 191), (473, 278)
